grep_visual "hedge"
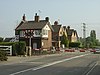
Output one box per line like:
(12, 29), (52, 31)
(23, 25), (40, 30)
(0, 41), (26, 56)
(69, 42), (80, 47)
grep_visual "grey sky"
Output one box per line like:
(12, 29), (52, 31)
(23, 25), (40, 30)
(0, 0), (100, 40)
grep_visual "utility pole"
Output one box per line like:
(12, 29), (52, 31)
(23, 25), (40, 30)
(83, 23), (86, 48)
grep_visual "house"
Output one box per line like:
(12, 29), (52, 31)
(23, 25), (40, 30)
(66, 26), (78, 42)
(52, 21), (64, 48)
(63, 26), (68, 37)
(15, 13), (53, 53)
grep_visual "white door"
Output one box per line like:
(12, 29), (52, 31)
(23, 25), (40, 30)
(33, 43), (37, 49)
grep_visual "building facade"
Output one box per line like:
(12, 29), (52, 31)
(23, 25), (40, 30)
(52, 21), (64, 48)
(15, 13), (53, 51)
(66, 26), (78, 42)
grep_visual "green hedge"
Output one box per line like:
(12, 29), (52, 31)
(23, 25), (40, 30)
(69, 42), (80, 47)
(0, 41), (26, 56)
(14, 42), (26, 55)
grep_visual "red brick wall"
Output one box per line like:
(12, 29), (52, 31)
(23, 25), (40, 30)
(42, 30), (52, 50)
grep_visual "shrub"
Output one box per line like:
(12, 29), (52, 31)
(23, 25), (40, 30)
(0, 50), (8, 61)
(69, 42), (80, 48)
(0, 41), (26, 56)
(15, 41), (26, 55)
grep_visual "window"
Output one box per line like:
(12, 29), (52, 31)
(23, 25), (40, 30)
(35, 30), (41, 35)
(42, 29), (48, 35)
(20, 31), (24, 37)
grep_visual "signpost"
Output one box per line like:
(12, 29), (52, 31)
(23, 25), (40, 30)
(24, 30), (34, 56)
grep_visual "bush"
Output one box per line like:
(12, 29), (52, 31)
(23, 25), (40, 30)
(15, 41), (26, 55)
(0, 41), (26, 56)
(69, 42), (80, 47)
(0, 50), (8, 61)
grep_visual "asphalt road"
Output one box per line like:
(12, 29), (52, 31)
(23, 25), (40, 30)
(0, 52), (100, 75)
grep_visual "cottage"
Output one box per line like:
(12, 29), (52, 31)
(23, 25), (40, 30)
(15, 13), (53, 55)
(52, 21), (64, 48)
(66, 26), (78, 42)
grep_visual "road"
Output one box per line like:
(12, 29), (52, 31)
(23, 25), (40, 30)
(0, 52), (100, 75)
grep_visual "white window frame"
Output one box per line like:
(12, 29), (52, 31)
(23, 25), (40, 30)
(20, 31), (24, 37)
(34, 30), (41, 37)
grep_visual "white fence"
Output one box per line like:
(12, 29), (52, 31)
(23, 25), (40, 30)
(0, 46), (12, 56)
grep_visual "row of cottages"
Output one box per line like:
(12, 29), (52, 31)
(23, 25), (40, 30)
(52, 22), (78, 48)
(66, 26), (78, 42)
(15, 13), (78, 51)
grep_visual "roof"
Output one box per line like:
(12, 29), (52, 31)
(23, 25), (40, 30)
(63, 26), (66, 30)
(16, 20), (52, 30)
(52, 25), (62, 32)
(67, 29), (78, 37)
(67, 29), (74, 36)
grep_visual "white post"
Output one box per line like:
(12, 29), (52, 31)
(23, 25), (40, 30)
(29, 37), (32, 56)
(25, 46), (28, 57)
(10, 46), (12, 56)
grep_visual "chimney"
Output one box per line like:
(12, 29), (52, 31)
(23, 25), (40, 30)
(54, 21), (58, 25)
(34, 13), (39, 22)
(22, 14), (26, 21)
(67, 26), (70, 30)
(45, 17), (49, 22)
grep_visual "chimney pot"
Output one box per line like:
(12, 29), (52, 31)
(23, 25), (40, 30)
(34, 13), (39, 22)
(45, 17), (49, 22)
(54, 21), (58, 25)
(67, 26), (70, 29)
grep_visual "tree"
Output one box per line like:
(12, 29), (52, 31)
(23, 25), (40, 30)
(95, 39), (100, 46)
(0, 37), (3, 42)
(90, 30), (96, 46)
(80, 30), (100, 48)
(61, 33), (69, 47)
(85, 36), (95, 48)
(85, 30), (100, 48)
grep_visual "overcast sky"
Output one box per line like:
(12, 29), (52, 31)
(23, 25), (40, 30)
(0, 0), (100, 40)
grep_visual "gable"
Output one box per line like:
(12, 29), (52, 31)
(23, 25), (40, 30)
(52, 25), (61, 32)
(43, 24), (50, 30)
(59, 27), (63, 36)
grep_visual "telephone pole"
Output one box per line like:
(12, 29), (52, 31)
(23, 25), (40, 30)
(83, 23), (86, 48)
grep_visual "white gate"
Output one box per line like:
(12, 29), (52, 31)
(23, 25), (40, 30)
(0, 46), (12, 56)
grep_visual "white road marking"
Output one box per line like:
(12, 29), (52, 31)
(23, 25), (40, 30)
(10, 53), (89, 75)
(85, 62), (98, 75)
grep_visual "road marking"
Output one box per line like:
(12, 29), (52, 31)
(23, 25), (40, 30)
(33, 54), (89, 71)
(85, 62), (98, 75)
(10, 53), (89, 75)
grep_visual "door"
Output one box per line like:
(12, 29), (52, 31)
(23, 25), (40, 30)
(33, 43), (37, 49)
